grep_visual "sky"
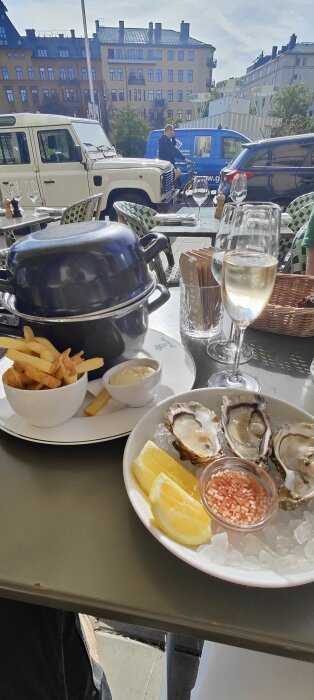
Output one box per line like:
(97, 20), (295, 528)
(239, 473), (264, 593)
(8, 0), (314, 81)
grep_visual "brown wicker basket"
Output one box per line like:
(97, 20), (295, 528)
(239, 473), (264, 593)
(251, 274), (314, 336)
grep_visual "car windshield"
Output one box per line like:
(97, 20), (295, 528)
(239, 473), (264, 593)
(72, 121), (116, 155)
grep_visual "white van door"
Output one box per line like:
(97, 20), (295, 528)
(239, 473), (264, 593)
(32, 126), (88, 207)
(0, 128), (41, 209)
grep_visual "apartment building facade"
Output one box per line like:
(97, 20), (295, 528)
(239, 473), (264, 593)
(0, 1), (103, 118)
(97, 20), (216, 125)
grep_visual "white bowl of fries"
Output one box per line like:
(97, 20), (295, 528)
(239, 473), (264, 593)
(1, 326), (104, 428)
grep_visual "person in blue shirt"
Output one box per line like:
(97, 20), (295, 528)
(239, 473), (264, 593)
(158, 124), (191, 183)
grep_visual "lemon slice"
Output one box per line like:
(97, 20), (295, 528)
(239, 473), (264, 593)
(132, 440), (200, 500)
(149, 473), (211, 546)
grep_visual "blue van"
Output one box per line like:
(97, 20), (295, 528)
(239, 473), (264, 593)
(145, 128), (250, 189)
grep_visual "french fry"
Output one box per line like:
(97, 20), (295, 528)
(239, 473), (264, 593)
(61, 352), (77, 376)
(29, 383), (44, 390)
(26, 341), (49, 355)
(2, 367), (24, 388)
(0, 337), (31, 351)
(6, 349), (54, 375)
(23, 326), (34, 341)
(40, 348), (55, 362)
(33, 337), (60, 359)
(23, 364), (61, 389)
(75, 358), (104, 374)
(84, 388), (111, 416)
(60, 360), (77, 385)
(71, 351), (84, 365)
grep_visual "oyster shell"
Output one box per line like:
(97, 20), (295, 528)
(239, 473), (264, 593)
(273, 422), (314, 510)
(221, 394), (272, 463)
(165, 401), (221, 466)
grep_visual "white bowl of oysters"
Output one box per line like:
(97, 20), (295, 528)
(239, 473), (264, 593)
(123, 388), (314, 588)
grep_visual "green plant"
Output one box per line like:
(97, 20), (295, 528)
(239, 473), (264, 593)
(110, 106), (150, 157)
(270, 84), (314, 136)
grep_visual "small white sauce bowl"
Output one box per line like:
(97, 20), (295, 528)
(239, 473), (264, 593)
(103, 358), (161, 407)
(4, 372), (88, 428)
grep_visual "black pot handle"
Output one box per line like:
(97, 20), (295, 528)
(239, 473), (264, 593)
(138, 232), (169, 263)
(147, 283), (170, 314)
(0, 270), (14, 294)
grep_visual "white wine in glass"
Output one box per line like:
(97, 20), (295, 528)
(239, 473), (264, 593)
(192, 176), (209, 225)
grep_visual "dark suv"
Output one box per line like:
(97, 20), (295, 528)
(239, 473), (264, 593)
(218, 133), (314, 207)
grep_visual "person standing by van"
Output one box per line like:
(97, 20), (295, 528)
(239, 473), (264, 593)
(158, 125), (191, 183)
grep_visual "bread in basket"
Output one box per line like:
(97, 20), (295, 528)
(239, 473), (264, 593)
(251, 274), (314, 336)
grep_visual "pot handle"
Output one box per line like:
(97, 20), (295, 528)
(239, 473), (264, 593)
(0, 270), (14, 294)
(147, 283), (170, 314)
(138, 232), (169, 263)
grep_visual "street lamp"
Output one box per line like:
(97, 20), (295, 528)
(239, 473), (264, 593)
(81, 0), (98, 120)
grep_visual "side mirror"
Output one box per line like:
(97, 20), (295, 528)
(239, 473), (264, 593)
(74, 144), (83, 162)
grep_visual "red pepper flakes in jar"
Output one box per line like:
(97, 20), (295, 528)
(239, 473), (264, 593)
(204, 469), (269, 526)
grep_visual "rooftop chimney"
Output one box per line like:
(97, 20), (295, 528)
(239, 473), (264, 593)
(289, 33), (297, 49)
(26, 28), (36, 39)
(148, 21), (153, 43)
(70, 29), (75, 39)
(59, 33), (64, 39)
(119, 20), (125, 41)
(180, 21), (190, 39)
(95, 20), (100, 32)
(271, 45), (277, 59)
(155, 22), (162, 41)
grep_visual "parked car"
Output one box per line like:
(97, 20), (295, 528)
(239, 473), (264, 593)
(146, 127), (250, 190)
(0, 113), (176, 218)
(218, 133), (314, 207)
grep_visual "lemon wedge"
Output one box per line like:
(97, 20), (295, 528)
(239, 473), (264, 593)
(132, 440), (200, 500)
(149, 473), (211, 546)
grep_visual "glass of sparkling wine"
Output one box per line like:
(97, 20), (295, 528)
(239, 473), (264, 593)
(192, 176), (209, 226)
(25, 180), (39, 213)
(208, 205), (279, 391)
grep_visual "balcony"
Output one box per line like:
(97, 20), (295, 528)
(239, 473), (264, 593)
(58, 78), (80, 85)
(206, 57), (217, 68)
(128, 76), (145, 85)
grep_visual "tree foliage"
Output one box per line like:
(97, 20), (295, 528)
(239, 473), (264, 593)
(110, 106), (150, 157)
(270, 84), (314, 136)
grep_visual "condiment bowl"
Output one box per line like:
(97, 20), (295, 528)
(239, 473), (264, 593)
(103, 358), (161, 407)
(4, 372), (88, 428)
(199, 457), (278, 532)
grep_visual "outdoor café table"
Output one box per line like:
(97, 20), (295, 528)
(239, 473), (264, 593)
(0, 289), (313, 692)
(0, 209), (63, 247)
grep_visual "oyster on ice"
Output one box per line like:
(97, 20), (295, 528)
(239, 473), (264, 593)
(221, 394), (272, 463)
(165, 401), (222, 466)
(273, 422), (314, 510)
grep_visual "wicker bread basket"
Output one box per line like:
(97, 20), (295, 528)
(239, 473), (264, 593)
(251, 274), (314, 336)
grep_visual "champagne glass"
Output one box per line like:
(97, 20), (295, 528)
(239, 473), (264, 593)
(192, 176), (209, 226)
(230, 172), (247, 204)
(207, 203), (253, 364)
(25, 180), (39, 212)
(9, 181), (21, 202)
(208, 205), (279, 390)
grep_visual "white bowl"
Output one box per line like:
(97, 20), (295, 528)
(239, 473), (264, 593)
(103, 358), (161, 407)
(4, 373), (88, 428)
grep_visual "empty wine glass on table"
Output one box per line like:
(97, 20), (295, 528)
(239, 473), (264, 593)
(229, 172), (247, 205)
(192, 176), (209, 227)
(25, 180), (39, 213)
(208, 204), (279, 391)
(207, 203), (253, 364)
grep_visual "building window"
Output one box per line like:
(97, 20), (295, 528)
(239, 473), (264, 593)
(16, 67), (23, 80)
(147, 49), (154, 59)
(177, 110), (182, 120)
(137, 68), (143, 79)
(111, 89), (117, 101)
(20, 88), (27, 102)
(187, 70), (193, 83)
(187, 89), (192, 99)
(178, 70), (183, 83)
(156, 69), (162, 82)
(302, 57), (307, 66)
(48, 67), (55, 80)
(117, 68), (123, 80)
(149, 108), (154, 121)
(108, 48), (114, 59)
(59, 48), (69, 58)
(115, 48), (123, 59)
(186, 110), (192, 121)
(81, 49), (86, 58)
(39, 68), (46, 80)
(156, 89), (162, 100)
(136, 49), (143, 59)
(64, 88), (75, 101)
(148, 69), (153, 82)
(177, 90), (183, 102)
(27, 67), (35, 80)
(0, 26), (7, 45)
(6, 88), (14, 102)
(31, 88), (38, 102)
(109, 68), (115, 80)
(167, 90), (173, 102)
(37, 48), (48, 57)
(167, 109), (173, 119)
(1, 66), (8, 80)
(168, 50), (174, 60)
(168, 69), (173, 82)
(118, 89), (124, 101)
(91, 68), (96, 80)
(156, 50), (162, 59)
(68, 67), (75, 80)
(148, 90), (154, 101)
(295, 56), (300, 66)
(128, 49), (135, 60)
(82, 67), (87, 80)
(188, 51), (194, 61)
(43, 89), (49, 98)
(60, 68), (66, 80)
(178, 51), (184, 61)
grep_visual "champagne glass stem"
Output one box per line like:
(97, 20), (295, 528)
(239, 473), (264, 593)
(229, 326), (245, 383)
(198, 204), (201, 223)
(229, 321), (235, 341)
